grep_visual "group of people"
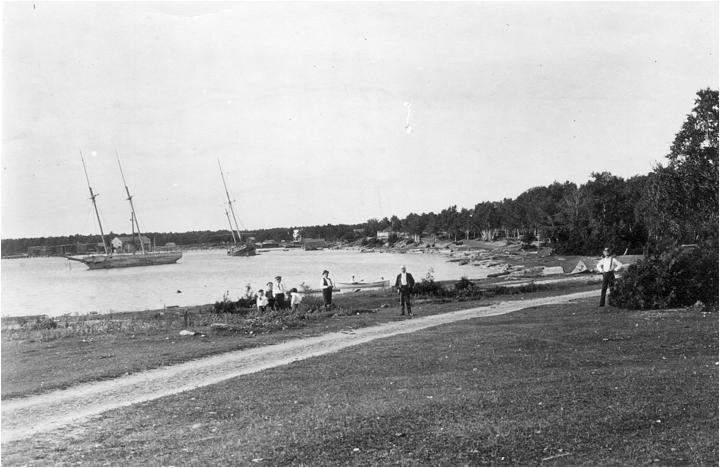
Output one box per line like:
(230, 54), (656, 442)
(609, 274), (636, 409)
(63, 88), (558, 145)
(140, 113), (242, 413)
(251, 267), (417, 316)
(255, 270), (336, 313)
(256, 275), (303, 313)
(251, 247), (620, 317)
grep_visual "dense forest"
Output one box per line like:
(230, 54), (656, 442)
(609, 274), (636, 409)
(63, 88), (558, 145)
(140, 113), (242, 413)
(2, 89), (717, 258)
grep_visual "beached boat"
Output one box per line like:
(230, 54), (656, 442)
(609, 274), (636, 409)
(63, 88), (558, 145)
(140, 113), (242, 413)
(227, 243), (256, 257)
(68, 250), (183, 269)
(67, 152), (183, 270)
(336, 280), (390, 290)
(218, 160), (256, 257)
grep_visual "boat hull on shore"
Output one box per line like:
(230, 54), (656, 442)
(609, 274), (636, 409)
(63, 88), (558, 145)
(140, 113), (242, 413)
(228, 244), (256, 257)
(67, 251), (183, 269)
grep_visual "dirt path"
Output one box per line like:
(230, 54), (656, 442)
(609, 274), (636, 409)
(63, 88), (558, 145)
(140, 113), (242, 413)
(1, 290), (596, 443)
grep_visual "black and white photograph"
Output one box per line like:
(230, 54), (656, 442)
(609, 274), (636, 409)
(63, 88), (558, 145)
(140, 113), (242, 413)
(1, 1), (718, 465)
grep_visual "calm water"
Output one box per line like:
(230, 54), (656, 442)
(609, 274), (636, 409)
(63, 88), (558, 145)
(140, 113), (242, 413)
(1, 249), (492, 317)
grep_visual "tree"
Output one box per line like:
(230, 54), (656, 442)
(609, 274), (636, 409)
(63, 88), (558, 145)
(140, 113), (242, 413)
(645, 88), (719, 249)
(389, 215), (402, 232)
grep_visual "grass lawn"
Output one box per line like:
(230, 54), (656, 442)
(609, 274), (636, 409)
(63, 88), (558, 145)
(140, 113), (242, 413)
(2, 297), (717, 466)
(1, 284), (595, 399)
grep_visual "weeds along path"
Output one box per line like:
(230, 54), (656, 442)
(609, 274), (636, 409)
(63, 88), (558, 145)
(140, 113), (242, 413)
(1, 290), (596, 443)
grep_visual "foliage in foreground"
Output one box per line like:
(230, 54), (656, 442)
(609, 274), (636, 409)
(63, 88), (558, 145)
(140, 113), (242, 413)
(611, 244), (719, 310)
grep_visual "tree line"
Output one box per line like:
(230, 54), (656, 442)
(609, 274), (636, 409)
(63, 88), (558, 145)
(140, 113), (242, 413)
(3, 89), (716, 258)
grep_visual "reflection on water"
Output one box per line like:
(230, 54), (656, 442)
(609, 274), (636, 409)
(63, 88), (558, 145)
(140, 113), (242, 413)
(1, 249), (491, 317)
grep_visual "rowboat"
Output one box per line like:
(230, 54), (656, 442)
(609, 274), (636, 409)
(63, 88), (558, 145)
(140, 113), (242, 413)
(336, 280), (390, 290)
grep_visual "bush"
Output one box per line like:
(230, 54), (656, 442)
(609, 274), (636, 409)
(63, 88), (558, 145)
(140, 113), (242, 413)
(413, 280), (448, 297)
(521, 232), (536, 245)
(212, 287), (255, 315)
(611, 244), (719, 309)
(454, 277), (473, 291)
(30, 318), (58, 330)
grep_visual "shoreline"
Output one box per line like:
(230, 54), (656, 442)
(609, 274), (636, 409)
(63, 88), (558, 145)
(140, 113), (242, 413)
(1, 272), (603, 325)
(1, 243), (640, 321)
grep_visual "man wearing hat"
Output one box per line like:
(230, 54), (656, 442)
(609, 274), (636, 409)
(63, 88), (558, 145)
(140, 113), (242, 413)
(321, 270), (334, 311)
(596, 247), (623, 307)
(395, 266), (415, 316)
(273, 275), (287, 311)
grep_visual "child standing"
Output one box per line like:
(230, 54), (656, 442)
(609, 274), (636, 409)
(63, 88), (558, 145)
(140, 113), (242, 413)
(256, 289), (269, 312)
(289, 288), (303, 313)
(265, 282), (275, 311)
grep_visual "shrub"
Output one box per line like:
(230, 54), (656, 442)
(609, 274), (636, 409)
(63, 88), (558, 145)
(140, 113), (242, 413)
(611, 244), (719, 309)
(413, 280), (448, 297)
(212, 288), (254, 315)
(30, 318), (58, 330)
(521, 232), (536, 245)
(454, 277), (473, 291)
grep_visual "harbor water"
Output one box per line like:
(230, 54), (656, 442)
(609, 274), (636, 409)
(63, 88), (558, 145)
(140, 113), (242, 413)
(1, 249), (493, 317)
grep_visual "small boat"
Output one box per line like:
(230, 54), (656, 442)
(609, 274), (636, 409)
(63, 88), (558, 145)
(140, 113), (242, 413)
(336, 280), (390, 290)
(219, 160), (256, 257)
(67, 152), (183, 270)
(486, 271), (511, 278)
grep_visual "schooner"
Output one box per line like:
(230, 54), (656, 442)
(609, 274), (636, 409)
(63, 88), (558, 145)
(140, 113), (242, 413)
(66, 152), (183, 269)
(218, 160), (256, 256)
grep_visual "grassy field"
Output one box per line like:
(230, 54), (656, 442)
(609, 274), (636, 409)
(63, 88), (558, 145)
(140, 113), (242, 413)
(1, 282), (595, 399)
(1, 295), (717, 466)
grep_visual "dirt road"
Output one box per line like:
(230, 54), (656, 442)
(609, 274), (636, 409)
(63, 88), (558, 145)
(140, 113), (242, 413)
(1, 290), (596, 443)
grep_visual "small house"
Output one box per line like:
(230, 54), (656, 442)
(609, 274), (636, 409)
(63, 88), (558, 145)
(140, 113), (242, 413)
(112, 235), (151, 253)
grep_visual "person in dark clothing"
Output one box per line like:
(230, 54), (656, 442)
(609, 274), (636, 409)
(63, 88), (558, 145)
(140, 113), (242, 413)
(395, 265), (415, 316)
(321, 270), (334, 311)
(265, 281), (275, 311)
(273, 276), (286, 311)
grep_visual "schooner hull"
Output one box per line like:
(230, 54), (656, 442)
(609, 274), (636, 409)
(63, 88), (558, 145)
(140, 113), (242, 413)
(227, 245), (256, 257)
(67, 251), (183, 269)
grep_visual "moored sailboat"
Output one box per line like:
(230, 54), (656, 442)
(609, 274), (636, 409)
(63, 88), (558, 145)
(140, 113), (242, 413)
(66, 152), (183, 269)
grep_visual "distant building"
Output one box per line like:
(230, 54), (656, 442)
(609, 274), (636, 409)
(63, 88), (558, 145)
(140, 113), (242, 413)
(376, 229), (409, 240)
(155, 242), (178, 252)
(302, 238), (326, 250)
(112, 235), (151, 253)
(27, 246), (48, 257)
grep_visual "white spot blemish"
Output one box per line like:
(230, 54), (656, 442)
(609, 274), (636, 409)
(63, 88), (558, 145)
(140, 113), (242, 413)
(403, 101), (413, 134)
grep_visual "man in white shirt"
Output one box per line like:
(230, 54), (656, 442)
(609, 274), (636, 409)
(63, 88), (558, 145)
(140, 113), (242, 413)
(597, 247), (623, 307)
(273, 275), (287, 311)
(394, 266), (416, 316)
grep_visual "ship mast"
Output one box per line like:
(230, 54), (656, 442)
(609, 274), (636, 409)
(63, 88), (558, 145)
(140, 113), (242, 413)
(116, 150), (146, 254)
(218, 159), (243, 244)
(80, 151), (109, 255)
(225, 209), (238, 244)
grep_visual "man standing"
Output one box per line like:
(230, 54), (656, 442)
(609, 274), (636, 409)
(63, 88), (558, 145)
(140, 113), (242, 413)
(273, 275), (287, 311)
(321, 270), (334, 311)
(597, 247), (623, 307)
(395, 266), (415, 316)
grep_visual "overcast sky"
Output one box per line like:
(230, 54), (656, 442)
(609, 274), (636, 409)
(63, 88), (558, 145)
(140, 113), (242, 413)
(2, 1), (717, 239)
